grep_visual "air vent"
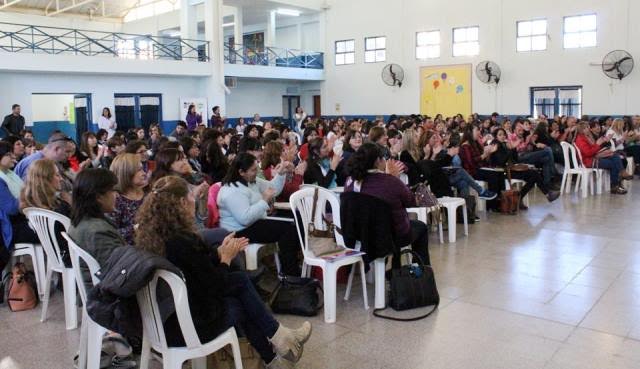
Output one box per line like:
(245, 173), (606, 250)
(286, 86), (300, 95)
(225, 76), (237, 88)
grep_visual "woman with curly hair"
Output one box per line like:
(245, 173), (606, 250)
(135, 176), (311, 369)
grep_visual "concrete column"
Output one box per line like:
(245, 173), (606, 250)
(204, 0), (226, 114)
(266, 10), (276, 47)
(180, 0), (197, 40)
(233, 6), (243, 49)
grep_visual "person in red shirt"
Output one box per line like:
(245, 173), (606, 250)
(573, 122), (630, 194)
(298, 127), (319, 162)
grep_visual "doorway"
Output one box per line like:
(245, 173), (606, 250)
(313, 95), (321, 118)
(114, 94), (162, 132)
(282, 95), (300, 130)
(31, 93), (92, 142)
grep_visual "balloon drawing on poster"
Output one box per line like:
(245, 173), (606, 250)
(433, 80), (440, 89)
(426, 73), (439, 80)
(441, 72), (447, 80)
(448, 77), (456, 85)
(456, 85), (464, 94)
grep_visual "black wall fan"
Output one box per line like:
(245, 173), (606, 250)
(602, 50), (634, 80)
(476, 61), (501, 84)
(382, 64), (404, 87)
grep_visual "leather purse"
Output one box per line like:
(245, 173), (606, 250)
(500, 166), (520, 214)
(373, 250), (439, 321)
(307, 188), (344, 257)
(270, 275), (323, 317)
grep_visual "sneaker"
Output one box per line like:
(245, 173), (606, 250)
(611, 186), (628, 195)
(474, 216), (481, 222)
(478, 189), (497, 200)
(546, 190), (560, 203)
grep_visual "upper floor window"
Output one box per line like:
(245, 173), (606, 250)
(365, 36), (386, 63)
(335, 39), (355, 65)
(453, 26), (479, 56)
(416, 30), (440, 59)
(564, 14), (597, 48)
(517, 19), (547, 52)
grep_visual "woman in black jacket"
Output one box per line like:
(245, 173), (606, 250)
(489, 128), (559, 209)
(304, 137), (341, 188)
(135, 176), (311, 369)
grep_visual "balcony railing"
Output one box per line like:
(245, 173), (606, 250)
(224, 43), (323, 69)
(0, 22), (209, 62)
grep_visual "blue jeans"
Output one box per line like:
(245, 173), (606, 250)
(222, 271), (280, 362)
(518, 147), (555, 185)
(596, 156), (623, 187)
(448, 168), (484, 196)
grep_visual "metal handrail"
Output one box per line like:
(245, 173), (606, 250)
(0, 21), (209, 62)
(224, 42), (323, 69)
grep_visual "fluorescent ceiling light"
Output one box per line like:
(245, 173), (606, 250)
(276, 8), (301, 16)
(223, 22), (235, 27)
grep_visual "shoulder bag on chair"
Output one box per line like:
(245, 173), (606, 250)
(307, 188), (344, 257)
(373, 250), (440, 321)
(411, 181), (442, 225)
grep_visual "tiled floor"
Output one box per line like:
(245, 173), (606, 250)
(2, 184), (640, 369)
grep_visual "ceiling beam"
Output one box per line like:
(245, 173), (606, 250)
(45, 0), (99, 16)
(0, 0), (25, 10)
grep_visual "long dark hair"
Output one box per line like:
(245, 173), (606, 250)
(222, 152), (256, 187)
(461, 127), (482, 152)
(306, 137), (325, 165)
(102, 107), (112, 119)
(150, 148), (185, 185)
(201, 139), (229, 176)
(70, 168), (118, 226)
(345, 143), (384, 181)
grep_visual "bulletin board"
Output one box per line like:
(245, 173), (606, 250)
(179, 98), (208, 122)
(420, 64), (472, 117)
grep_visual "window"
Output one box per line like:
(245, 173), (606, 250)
(416, 31), (440, 59)
(517, 19), (547, 52)
(530, 86), (582, 118)
(335, 39), (355, 65)
(123, 0), (181, 22)
(453, 26), (479, 56)
(564, 14), (597, 48)
(364, 36), (386, 63)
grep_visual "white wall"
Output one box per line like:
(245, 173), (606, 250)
(0, 11), (121, 32)
(0, 72), (206, 125)
(31, 94), (74, 122)
(225, 79), (319, 118)
(322, 0), (640, 116)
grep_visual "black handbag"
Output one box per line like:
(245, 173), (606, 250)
(270, 275), (323, 317)
(373, 250), (439, 321)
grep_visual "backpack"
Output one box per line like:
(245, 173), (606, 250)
(7, 262), (38, 312)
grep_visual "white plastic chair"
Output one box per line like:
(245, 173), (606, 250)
(9, 242), (46, 297)
(137, 270), (243, 369)
(62, 232), (107, 369)
(244, 215), (292, 273)
(573, 143), (609, 195)
(23, 207), (77, 330)
(473, 180), (488, 212)
(437, 197), (468, 243)
(559, 142), (592, 197)
(289, 187), (368, 323)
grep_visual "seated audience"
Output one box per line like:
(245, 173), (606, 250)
(217, 153), (301, 276)
(262, 141), (306, 201)
(79, 132), (104, 168)
(19, 158), (72, 266)
(15, 132), (73, 180)
(124, 140), (150, 173)
(574, 122), (630, 194)
(100, 136), (126, 169)
(108, 154), (148, 246)
(344, 143), (430, 265)
(68, 168), (123, 271)
(508, 120), (556, 187)
(3, 136), (25, 162)
(304, 138), (341, 189)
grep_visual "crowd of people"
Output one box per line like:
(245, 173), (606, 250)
(1, 105), (637, 368)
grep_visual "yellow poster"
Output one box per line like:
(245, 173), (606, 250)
(420, 64), (472, 117)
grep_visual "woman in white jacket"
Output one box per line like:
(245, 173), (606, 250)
(217, 152), (301, 275)
(294, 107), (307, 133)
(97, 107), (117, 138)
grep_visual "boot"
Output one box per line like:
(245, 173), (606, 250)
(266, 356), (295, 369)
(269, 322), (312, 363)
(546, 190), (560, 202)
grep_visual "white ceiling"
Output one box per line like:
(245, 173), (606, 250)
(0, 0), (319, 24)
